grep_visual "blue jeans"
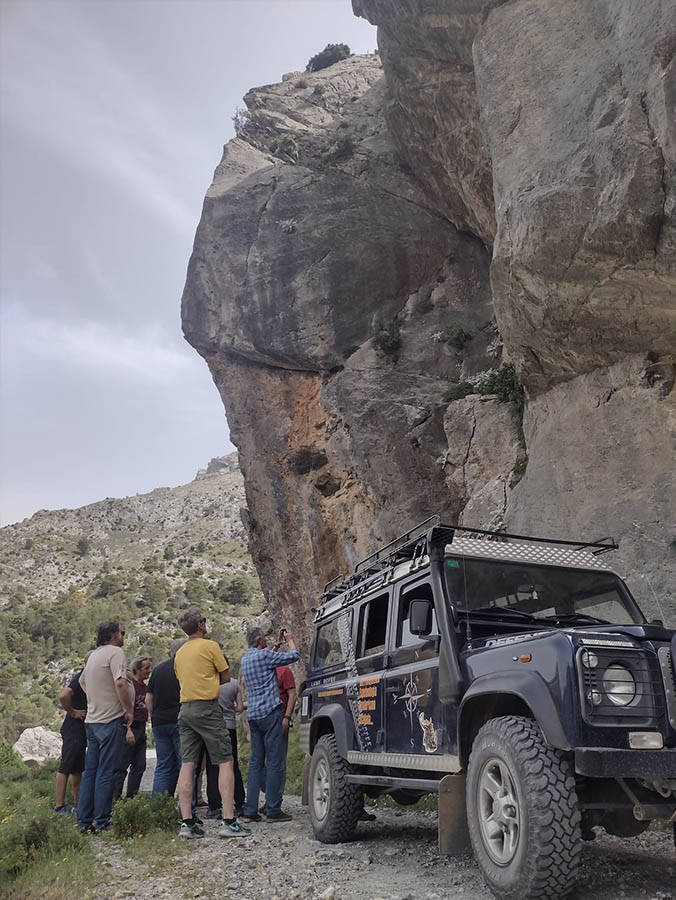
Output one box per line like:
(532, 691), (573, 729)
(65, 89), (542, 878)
(77, 717), (125, 830)
(243, 707), (284, 817)
(152, 723), (181, 799)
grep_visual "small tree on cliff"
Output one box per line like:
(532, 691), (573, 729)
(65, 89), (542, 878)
(306, 43), (351, 72)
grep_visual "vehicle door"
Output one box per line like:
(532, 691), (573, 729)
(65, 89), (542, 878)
(348, 591), (391, 753)
(384, 577), (444, 756)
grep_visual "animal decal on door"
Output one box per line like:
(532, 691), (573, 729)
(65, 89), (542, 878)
(418, 712), (438, 753)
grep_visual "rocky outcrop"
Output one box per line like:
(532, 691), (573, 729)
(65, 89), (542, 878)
(182, 56), (521, 646)
(13, 726), (62, 764)
(182, 4), (676, 635)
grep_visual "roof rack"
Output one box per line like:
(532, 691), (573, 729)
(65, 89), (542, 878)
(320, 517), (618, 605)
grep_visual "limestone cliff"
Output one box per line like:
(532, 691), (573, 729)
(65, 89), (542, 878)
(182, 3), (676, 643)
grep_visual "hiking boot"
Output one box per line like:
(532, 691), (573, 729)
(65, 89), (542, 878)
(240, 811), (261, 821)
(179, 821), (205, 839)
(265, 810), (293, 822)
(218, 819), (252, 838)
(206, 808), (222, 819)
(357, 808), (376, 822)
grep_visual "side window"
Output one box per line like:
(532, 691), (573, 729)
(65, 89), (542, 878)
(312, 617), (345, 670)
(356, 593), (389, 658)
(397, 582), (438, 648)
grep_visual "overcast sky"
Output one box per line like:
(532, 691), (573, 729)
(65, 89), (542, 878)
(0, 0), (376, 525)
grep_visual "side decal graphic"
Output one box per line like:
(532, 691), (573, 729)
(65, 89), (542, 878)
(419, 712), (438, 753)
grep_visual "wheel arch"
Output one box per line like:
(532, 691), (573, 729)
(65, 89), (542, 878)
(309, 704), (353, 759)
(458, 672), (571, 767)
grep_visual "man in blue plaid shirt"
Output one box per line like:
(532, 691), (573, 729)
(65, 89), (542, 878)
(240, 626), (300, 821)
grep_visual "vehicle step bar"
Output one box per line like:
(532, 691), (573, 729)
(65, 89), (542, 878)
(346, 774), (441, 792)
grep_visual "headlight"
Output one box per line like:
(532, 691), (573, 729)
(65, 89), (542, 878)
(602, 665), (635, 706)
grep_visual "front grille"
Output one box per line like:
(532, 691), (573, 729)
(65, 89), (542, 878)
(658, 647), (676, 728)
(578, 646), (664, 726)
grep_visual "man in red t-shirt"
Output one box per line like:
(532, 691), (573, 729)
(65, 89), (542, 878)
(114, 656), (151, 799)
(276, 665), (296, 794)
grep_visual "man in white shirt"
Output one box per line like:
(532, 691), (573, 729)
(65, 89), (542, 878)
(76, 621), (133, 833)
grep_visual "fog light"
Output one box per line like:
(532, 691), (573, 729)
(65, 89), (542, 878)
(629, 732), (664, 749)
(581, 651), (598, 669)
(587, 690), (602, 706)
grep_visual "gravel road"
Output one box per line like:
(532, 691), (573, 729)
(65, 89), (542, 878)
(95, 785), (674, 900)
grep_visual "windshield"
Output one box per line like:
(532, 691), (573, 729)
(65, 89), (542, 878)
(444, 556), (643, 626)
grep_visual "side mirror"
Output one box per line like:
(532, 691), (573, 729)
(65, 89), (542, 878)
(409, 599), (433, 636)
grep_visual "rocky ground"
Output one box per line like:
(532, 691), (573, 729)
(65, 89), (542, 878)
(93, 794), (673, 900)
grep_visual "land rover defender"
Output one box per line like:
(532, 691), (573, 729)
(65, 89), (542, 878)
(300, 517), (676, 900)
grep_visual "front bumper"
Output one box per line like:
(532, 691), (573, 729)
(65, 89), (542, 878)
(575, 748), (676, 778)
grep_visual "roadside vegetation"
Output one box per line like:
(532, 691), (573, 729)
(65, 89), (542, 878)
(0, 745), (188, 900)
(0, 538), (265, 743)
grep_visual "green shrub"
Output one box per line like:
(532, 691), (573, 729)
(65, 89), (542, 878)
(306, 43), (351, 72)
(110, 793), (177, 839)
(232, 106), (251, 136)
(444, 364), (525, 410)
(372, 319), (402, 359)
(75, 537), (89, 557)
(0, 741), (28, 777)
(0, 804), (87, 879)
(323, 135), (355, 165)
(269, 133), (299, 162)
(440, 326), (473, 350)
(478, 363), (525, 407)
(443, 382), (474, 403)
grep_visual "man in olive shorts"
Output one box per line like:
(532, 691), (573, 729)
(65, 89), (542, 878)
(173, 606), (251, 839)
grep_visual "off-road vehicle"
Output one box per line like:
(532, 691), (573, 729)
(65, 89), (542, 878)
(300, 517), (676, 900)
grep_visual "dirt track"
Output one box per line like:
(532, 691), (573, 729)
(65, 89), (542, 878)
(94, 795), (674, 900)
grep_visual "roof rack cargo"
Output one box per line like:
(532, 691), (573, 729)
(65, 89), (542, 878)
(320, 516), (618, 605)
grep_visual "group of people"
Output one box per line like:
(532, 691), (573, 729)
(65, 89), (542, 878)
(54, 606), (300, 839)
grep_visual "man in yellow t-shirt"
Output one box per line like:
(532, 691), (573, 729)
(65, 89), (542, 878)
(173, 606), (251, 839)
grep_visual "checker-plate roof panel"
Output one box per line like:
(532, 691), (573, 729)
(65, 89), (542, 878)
(445, 536), (613, 571)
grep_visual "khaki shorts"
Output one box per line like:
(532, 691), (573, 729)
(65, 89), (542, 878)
(178, 699), (233, 765)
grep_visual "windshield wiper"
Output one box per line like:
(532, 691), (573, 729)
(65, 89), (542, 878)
(541, 612), (610, 625)
(460, 606), (541, 623)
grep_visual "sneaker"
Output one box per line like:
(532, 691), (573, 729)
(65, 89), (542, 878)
(195, 799), (208, 808)
(265, 810), (292, 822)
(357, 808), (376, 822)
(240, 811), (261, 821)
(206, 808), (222, 819)
(234, 807), (244, 818)
(192, 814), (204, 825)
(53, 805), (70, 815)
(219, 819), (252, 838)
(179, 821), (205, 839)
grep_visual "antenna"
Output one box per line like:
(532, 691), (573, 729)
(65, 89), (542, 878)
(639, 573), (667, 624)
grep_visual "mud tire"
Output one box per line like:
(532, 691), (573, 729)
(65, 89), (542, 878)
(466, 716), (582, 900)
(308, 734), (361, 843)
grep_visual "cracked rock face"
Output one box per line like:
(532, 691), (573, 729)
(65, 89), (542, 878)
(473, 0), (676, 393)
(183, 8), (676, 637)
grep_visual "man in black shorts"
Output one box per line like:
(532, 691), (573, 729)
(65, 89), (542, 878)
(54, 668), (87, 813)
